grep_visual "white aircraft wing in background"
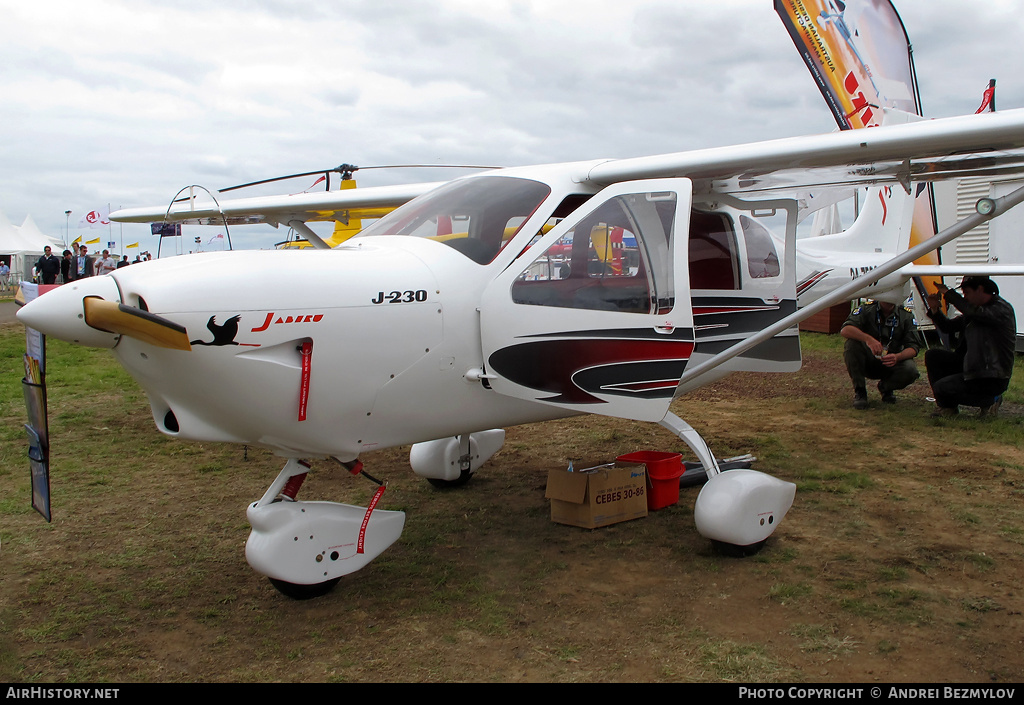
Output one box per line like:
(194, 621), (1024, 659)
(110, 108), (1024, 230)
(110, 180), (445, 227)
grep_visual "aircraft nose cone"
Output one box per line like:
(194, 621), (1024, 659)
(16, 277), (122, 348)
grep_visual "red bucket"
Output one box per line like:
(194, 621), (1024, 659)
(616, 451), (684, 510)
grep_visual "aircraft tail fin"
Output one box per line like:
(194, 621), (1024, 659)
(326, 180), (362, 246)
(805, 181), (916, 259)
(803, 109), (920, 258)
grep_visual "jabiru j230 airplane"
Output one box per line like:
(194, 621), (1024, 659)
(18, 104), (1024, 597)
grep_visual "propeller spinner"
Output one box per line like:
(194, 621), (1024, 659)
(17, 277), (191, 351)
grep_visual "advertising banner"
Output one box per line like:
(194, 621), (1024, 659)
(776, 0), (939, 293)
(775, 0), (918, 127)
(20, 281), (51, 521)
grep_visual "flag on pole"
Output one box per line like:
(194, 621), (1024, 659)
(71, 235), (81, 245)
(976, 79), (996, 113)
(78, 208), (110, 229)
(126, 242), (139, 249)
(85, 237), (100, 245)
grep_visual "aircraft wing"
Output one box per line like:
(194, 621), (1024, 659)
(588, 109), (1024, 195)
(110, 181), (445, 227)
(110, 109), (1024, 228)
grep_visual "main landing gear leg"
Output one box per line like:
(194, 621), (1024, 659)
(659, 412), (721, 478)
(427, 433), (475, 489)
(659, 412), (795, 556)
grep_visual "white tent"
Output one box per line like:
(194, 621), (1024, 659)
(0, 210), (65, 282)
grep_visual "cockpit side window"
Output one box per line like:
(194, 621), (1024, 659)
(513, 194), (595, 258)
(511, 191), (676, 315)
(355, 176), (551, 264)
(739, 214), (781, 279)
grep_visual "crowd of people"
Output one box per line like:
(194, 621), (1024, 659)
(31, 247), (153, 285)
(841, 276), (1017, 418)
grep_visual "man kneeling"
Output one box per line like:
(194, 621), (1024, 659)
(840, 298), (923, 409)
(925, 276), (1015, 418)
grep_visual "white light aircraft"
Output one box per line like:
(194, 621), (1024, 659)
(19, 17), (1024, 595)
(19, 107), (1024, 597)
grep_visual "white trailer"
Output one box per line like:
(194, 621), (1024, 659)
(935, 177), (1024, 352)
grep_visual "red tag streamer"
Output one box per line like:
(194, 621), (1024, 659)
(357, 485), (387, 554)
(298, 341), (312, 421)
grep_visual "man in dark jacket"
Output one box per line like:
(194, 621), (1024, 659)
(34, 246), (61, 285)
(925, 276), (1016, 417)
(60, 250), (73, 283)
(841, 298), (923, 409)
(68, 245), (95, 281)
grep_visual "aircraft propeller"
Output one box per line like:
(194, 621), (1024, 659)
(82, 297), (191, 351)
(16, 277), (191, 352)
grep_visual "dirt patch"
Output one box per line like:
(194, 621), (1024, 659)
(1, 333), (1023, 682)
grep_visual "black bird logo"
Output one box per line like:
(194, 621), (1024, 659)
(190, 315), (242, 346)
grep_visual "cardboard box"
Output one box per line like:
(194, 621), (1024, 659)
(545, 461), (648, 529)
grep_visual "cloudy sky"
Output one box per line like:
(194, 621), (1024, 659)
(2, 0), (1023, 254)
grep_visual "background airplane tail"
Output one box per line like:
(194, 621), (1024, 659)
(806, 176), (916, 257)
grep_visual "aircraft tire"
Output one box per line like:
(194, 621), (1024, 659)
(426, 470), (473, 489)
(711, 539), (766, 558)
(268, 577), (341, 600)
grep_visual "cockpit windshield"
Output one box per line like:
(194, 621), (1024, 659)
(355, 176), (551, 264)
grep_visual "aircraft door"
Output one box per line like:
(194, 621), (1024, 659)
(479, 179), (694, 423)
(684, 195), (801, 381)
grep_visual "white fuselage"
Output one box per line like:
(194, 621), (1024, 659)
(19, 164), (924, 461)
(101, 242), (572, 459)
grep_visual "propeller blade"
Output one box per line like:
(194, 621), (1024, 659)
(83, 298), (192, 351)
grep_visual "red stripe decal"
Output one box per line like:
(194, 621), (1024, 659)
(693, 306), (779, 315)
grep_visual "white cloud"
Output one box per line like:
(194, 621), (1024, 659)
(2, 0), (1023, 253)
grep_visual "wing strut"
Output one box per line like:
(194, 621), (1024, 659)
(286, 220), (331, 250)
(676, 184), (1024, 388)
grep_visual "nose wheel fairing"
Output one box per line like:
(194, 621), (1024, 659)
(245, 500), (405, 586)
(245, 459), (406, 590)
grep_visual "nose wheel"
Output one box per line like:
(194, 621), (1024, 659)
(268, 577), (342, 600)
(246, 459), (406, 598)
